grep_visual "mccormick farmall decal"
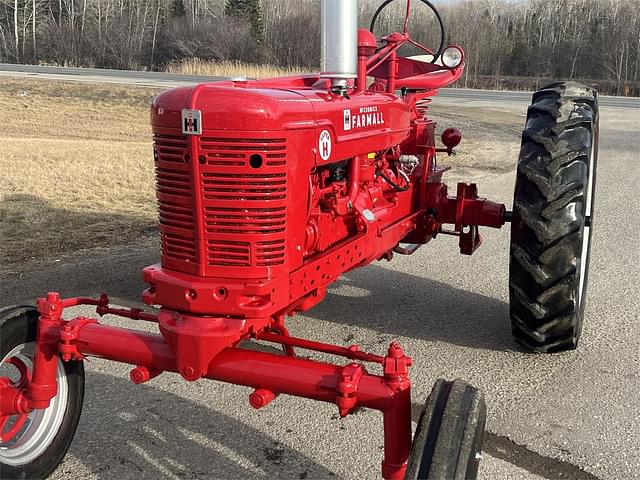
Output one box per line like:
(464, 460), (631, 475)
(343, 106), (386, 131)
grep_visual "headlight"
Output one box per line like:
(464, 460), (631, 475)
(441, 46), (464, 69)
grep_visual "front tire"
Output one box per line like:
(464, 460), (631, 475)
(0, 306), (85, 479)
(509, 81), (598, 353)
(405, 379), (486, 480)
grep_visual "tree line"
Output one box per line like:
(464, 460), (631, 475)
(1, 0), (639, 95)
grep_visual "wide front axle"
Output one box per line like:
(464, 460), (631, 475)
(0, 293), (413, 479)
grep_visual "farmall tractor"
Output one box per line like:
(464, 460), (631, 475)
(0, 0), (598, 478)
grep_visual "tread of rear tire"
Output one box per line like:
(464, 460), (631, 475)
(509, 81), (597, 353)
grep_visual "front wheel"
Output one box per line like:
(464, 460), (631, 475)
(509, 81), (598, 353)
(0, 306), (85, 479)
(405, 379), (486, 480)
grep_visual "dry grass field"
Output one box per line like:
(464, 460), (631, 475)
(0, 78), (162, 274)
(166, 59), (307, 78)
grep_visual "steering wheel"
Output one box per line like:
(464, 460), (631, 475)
(369, 0), (445, 64)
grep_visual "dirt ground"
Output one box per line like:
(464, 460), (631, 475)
(0, 78), (524, 276)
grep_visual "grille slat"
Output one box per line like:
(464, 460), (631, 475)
(204, 193), (287, 201)
(202, 145), (286, 152)
(206, 218), (286, 226)
(201, 137), (287, 144)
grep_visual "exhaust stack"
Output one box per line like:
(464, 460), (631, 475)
(321, 0), (358, 91)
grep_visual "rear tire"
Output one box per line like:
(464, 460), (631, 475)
(509, 81), (598, 353)
(405, 379), (486, 480)
(0, 306), (85, 479)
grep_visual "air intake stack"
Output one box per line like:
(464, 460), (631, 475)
(321, 0), (358, 91)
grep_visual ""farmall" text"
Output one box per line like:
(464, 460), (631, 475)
(343, 106), (386, 131)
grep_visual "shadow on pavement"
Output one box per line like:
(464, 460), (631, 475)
(0, 193), (158, 306)
(1, 245), (157, 307)
(59, 371), (335, 480)
(305, 264), (516, 353)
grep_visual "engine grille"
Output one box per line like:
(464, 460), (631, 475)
(153, 134), (197, 266)
(200, 137), (288, 273)
(152, 133), (288, 276)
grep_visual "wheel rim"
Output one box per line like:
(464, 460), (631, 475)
(0, 342), (69, 466)
(577, 142), (595, 307)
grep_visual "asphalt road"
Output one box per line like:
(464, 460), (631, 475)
(1, 67), (640, 479)
(0, 62), (222, 88)
(1, 63), (639, 109)
(436, 88), (640, 109)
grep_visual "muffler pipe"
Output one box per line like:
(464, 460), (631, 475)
(321, 0), (358, 92)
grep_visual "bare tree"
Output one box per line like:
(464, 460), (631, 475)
(13, 0), (18, 61)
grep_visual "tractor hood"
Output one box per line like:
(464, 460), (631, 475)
(151, 79), (411, 144)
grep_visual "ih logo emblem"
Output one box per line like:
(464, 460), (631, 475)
(318, 130), (332, 161)
(343, 109), (351, 131)
(182, 109), (202, 135)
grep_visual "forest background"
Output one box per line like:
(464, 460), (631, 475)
(1, 0), (639, 95)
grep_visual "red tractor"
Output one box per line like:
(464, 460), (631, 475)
(0, 1), (598, 478)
